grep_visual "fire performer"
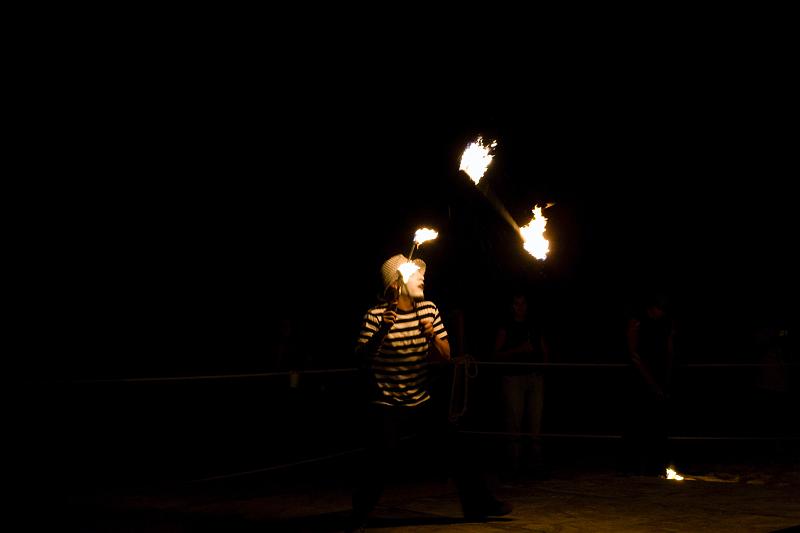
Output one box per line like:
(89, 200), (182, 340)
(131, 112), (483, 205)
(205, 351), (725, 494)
(346, 253), (512, 532)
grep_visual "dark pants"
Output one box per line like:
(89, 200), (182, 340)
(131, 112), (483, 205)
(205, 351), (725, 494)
(619, 381), (670, 476)
(351, 401), (494, 522)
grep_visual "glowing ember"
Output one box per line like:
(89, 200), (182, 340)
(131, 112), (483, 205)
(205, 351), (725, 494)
(666, 467), (685, 481)
(459, 136), (497, 185)
(397, 262), (420, 283)
(414, 227), (438, 245)
(520, 205), (549, 260)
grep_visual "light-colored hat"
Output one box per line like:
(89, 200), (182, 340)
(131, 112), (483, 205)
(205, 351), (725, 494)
(381, 254), (426, 290)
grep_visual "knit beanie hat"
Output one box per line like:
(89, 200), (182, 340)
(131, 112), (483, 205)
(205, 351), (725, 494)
(381, 254), (426, 290)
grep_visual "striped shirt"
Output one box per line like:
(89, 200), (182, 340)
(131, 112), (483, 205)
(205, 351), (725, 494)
(356, 300), (448, 407)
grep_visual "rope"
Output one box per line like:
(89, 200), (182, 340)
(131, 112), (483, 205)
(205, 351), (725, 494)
(448, 354), (479, 423)
(65, 367), (359, 384)
(57, 361), (798, 385)
(190, 447), (365, 483)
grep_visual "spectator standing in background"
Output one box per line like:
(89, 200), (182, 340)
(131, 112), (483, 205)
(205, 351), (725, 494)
(493, 291), (550, 480)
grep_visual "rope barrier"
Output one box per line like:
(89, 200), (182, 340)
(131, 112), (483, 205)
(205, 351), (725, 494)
(60, 360), (796, 384)
(191, 447), (365, 483)
(459, 430), (799, 441)
(448, 354), (479, 423)
(189, 431), (798, 483)
(58, 358), (796, 484)
(191, 434), (419, 483)
(64, 367), (359, 384)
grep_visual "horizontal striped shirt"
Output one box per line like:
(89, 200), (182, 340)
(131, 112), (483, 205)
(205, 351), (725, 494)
(357, 300), (447, 407)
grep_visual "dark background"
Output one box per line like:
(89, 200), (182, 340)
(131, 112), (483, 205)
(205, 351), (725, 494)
(23, 41), (793, 382)
(24, 39), (797, 493)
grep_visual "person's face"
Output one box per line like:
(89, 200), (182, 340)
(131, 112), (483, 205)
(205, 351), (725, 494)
(405, 270), (425, 299)
(512, 296), (527, 318)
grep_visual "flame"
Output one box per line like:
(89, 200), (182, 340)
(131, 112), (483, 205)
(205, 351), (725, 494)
(666, 467), (685, 481)
(520, 205), (549, 260)
(414, 227), (438, 245)
(397, 262), (420, 283)
(459, 136), (497, 185)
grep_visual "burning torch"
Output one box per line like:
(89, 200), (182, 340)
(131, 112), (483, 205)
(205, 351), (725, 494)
(408, 227), (439, 260)
(519, 204), (550, 261)
(458, 136), (552, 262)
(384, 228), (439, 309)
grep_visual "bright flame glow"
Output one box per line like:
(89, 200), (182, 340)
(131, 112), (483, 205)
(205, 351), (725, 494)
(397, 262), (420, 283)
(666, 468), (685, 481)
(520, 205), (549, 260)
(414, 227), (438, 245)
(459, 136), (497, 185)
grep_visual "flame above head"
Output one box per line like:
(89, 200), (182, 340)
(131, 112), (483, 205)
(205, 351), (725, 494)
(520, 204), (549, 260)
(459, 136), (497, 185)
(397, 262), (420, 284)
(414, 227), (438, 245)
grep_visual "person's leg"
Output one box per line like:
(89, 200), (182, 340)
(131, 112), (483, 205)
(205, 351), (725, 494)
(526, 373), (546, 474)
(529, 374), (544, 442)
(500, 375), (524, 474)
(438, 405), (513, 519)
(350, 405), (399, 528)
(618, 376), (647, 475)
(646, 396), (669, 476)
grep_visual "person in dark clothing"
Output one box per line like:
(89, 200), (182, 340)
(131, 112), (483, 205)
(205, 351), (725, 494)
(619, 292), (675, 476)
(493, 291), (550, 479)
(346, 253), (512, 532)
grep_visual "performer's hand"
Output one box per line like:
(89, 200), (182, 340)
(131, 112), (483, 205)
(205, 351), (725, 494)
(420, 317), (434, 339)
(381, 309), (398, 327)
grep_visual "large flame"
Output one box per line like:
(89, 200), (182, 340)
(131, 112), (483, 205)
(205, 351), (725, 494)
(459, 136), (497, 185)
(397, 262), (420, 283)
(666, 467), (685, 481)
(520, 205), (549, 260)
(408, 227), (439, 260)
(414, 227), (438, 245)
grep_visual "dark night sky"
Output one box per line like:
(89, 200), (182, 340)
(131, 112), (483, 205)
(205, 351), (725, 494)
(43, 57), (796, 379)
